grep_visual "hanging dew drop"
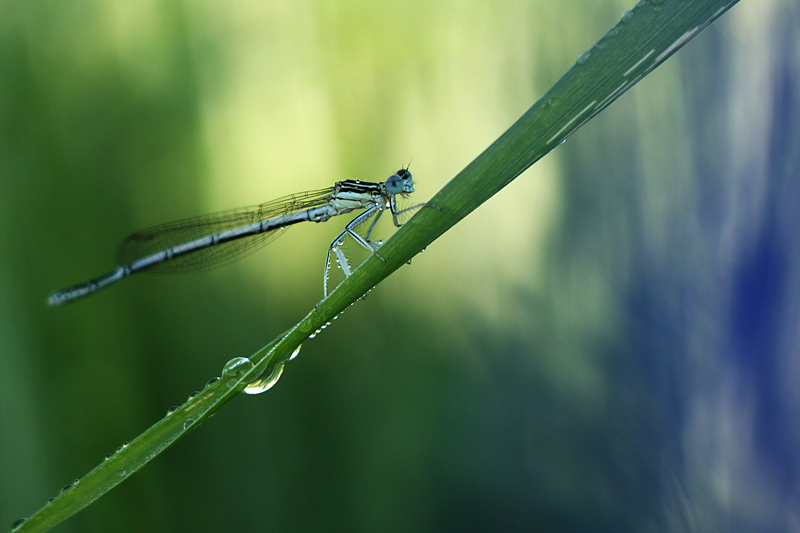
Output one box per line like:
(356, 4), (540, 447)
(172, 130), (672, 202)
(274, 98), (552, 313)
(244, 362), (285, 395)
(289, 345), (302, 361)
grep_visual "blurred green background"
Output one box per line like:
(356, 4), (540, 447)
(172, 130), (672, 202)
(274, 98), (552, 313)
(2, 0), (799, 531)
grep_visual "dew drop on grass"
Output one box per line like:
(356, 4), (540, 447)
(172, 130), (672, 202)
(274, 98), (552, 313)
(221, 357), (255, 387)
(244, 362), (285, 395)
(221, 357), (254, 379)
(620, 9), (634, 23)
(288, 345), (302, 361)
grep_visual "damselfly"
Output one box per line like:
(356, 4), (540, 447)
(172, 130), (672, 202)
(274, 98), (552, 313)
(47, 169), (430, 306)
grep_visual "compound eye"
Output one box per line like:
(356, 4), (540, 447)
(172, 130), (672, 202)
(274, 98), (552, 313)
(385, 174), (404, 194)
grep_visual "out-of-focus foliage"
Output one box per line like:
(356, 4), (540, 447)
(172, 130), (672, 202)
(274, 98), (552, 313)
(2, 1), (798, 532)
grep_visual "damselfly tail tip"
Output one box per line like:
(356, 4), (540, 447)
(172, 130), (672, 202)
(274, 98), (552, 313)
(46, 292), (65, 307)
(46, 288), (80, 307)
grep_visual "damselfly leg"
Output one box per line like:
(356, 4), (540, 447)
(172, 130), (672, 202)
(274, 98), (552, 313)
(323, 200), (436, 297)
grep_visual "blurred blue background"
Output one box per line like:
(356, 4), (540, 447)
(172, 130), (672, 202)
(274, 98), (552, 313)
(2, 0), (799, 531)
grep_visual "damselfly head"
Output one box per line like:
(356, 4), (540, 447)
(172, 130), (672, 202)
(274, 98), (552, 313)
(385, 168), (414, 195)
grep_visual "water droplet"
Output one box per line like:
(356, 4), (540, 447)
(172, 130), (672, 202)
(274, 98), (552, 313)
(122, 441), (129, 448)
(221, 357), (255, 388)
(48, 496), (56, 503)
(221, 357), (254, 379)
(205, 377), (220, 388)
(620, 9), (634, 23)
(166, 406), (179, 415)
(72, 479), (79, 486)
(289, 345), (302, 360)
(636, 0), (646, 7)
(187, 391), (199, 401)
(183, 418), (195, 430)
(606, 27), (620, 38)
(11, 518), (26, 531)
(118, 468), (127, 477)
(116, 446), (123, 453)
(576, 51), (591, 66)
(105, 453), (113, 460)
(61, 483), (72, 493)
(309, 331), (317, 339)
(244, 362), (285, 395)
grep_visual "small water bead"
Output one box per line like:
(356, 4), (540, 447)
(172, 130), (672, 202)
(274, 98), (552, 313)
(620, 9), (634, 23)
(576, 51), (591, 66)
(118, 468), (127, 477)
(11, 518), (26, 531)
(183, 418), (196, 430)
(289, 345), (302, 361)
(205, 377), (220, 388)
(187, 391), (200, 401)
(244, 362), (285, 395)
(166, 406), (179, 415)
(636, 0), (646, 7)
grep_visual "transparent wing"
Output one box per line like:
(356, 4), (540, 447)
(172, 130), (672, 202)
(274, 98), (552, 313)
(116, 188), (334, 273)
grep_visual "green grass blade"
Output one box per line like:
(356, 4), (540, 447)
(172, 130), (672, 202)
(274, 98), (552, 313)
(14, 0), (739, 531)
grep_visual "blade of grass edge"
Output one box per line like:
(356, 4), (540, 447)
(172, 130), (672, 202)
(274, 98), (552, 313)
(15, 0), (739, 531)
